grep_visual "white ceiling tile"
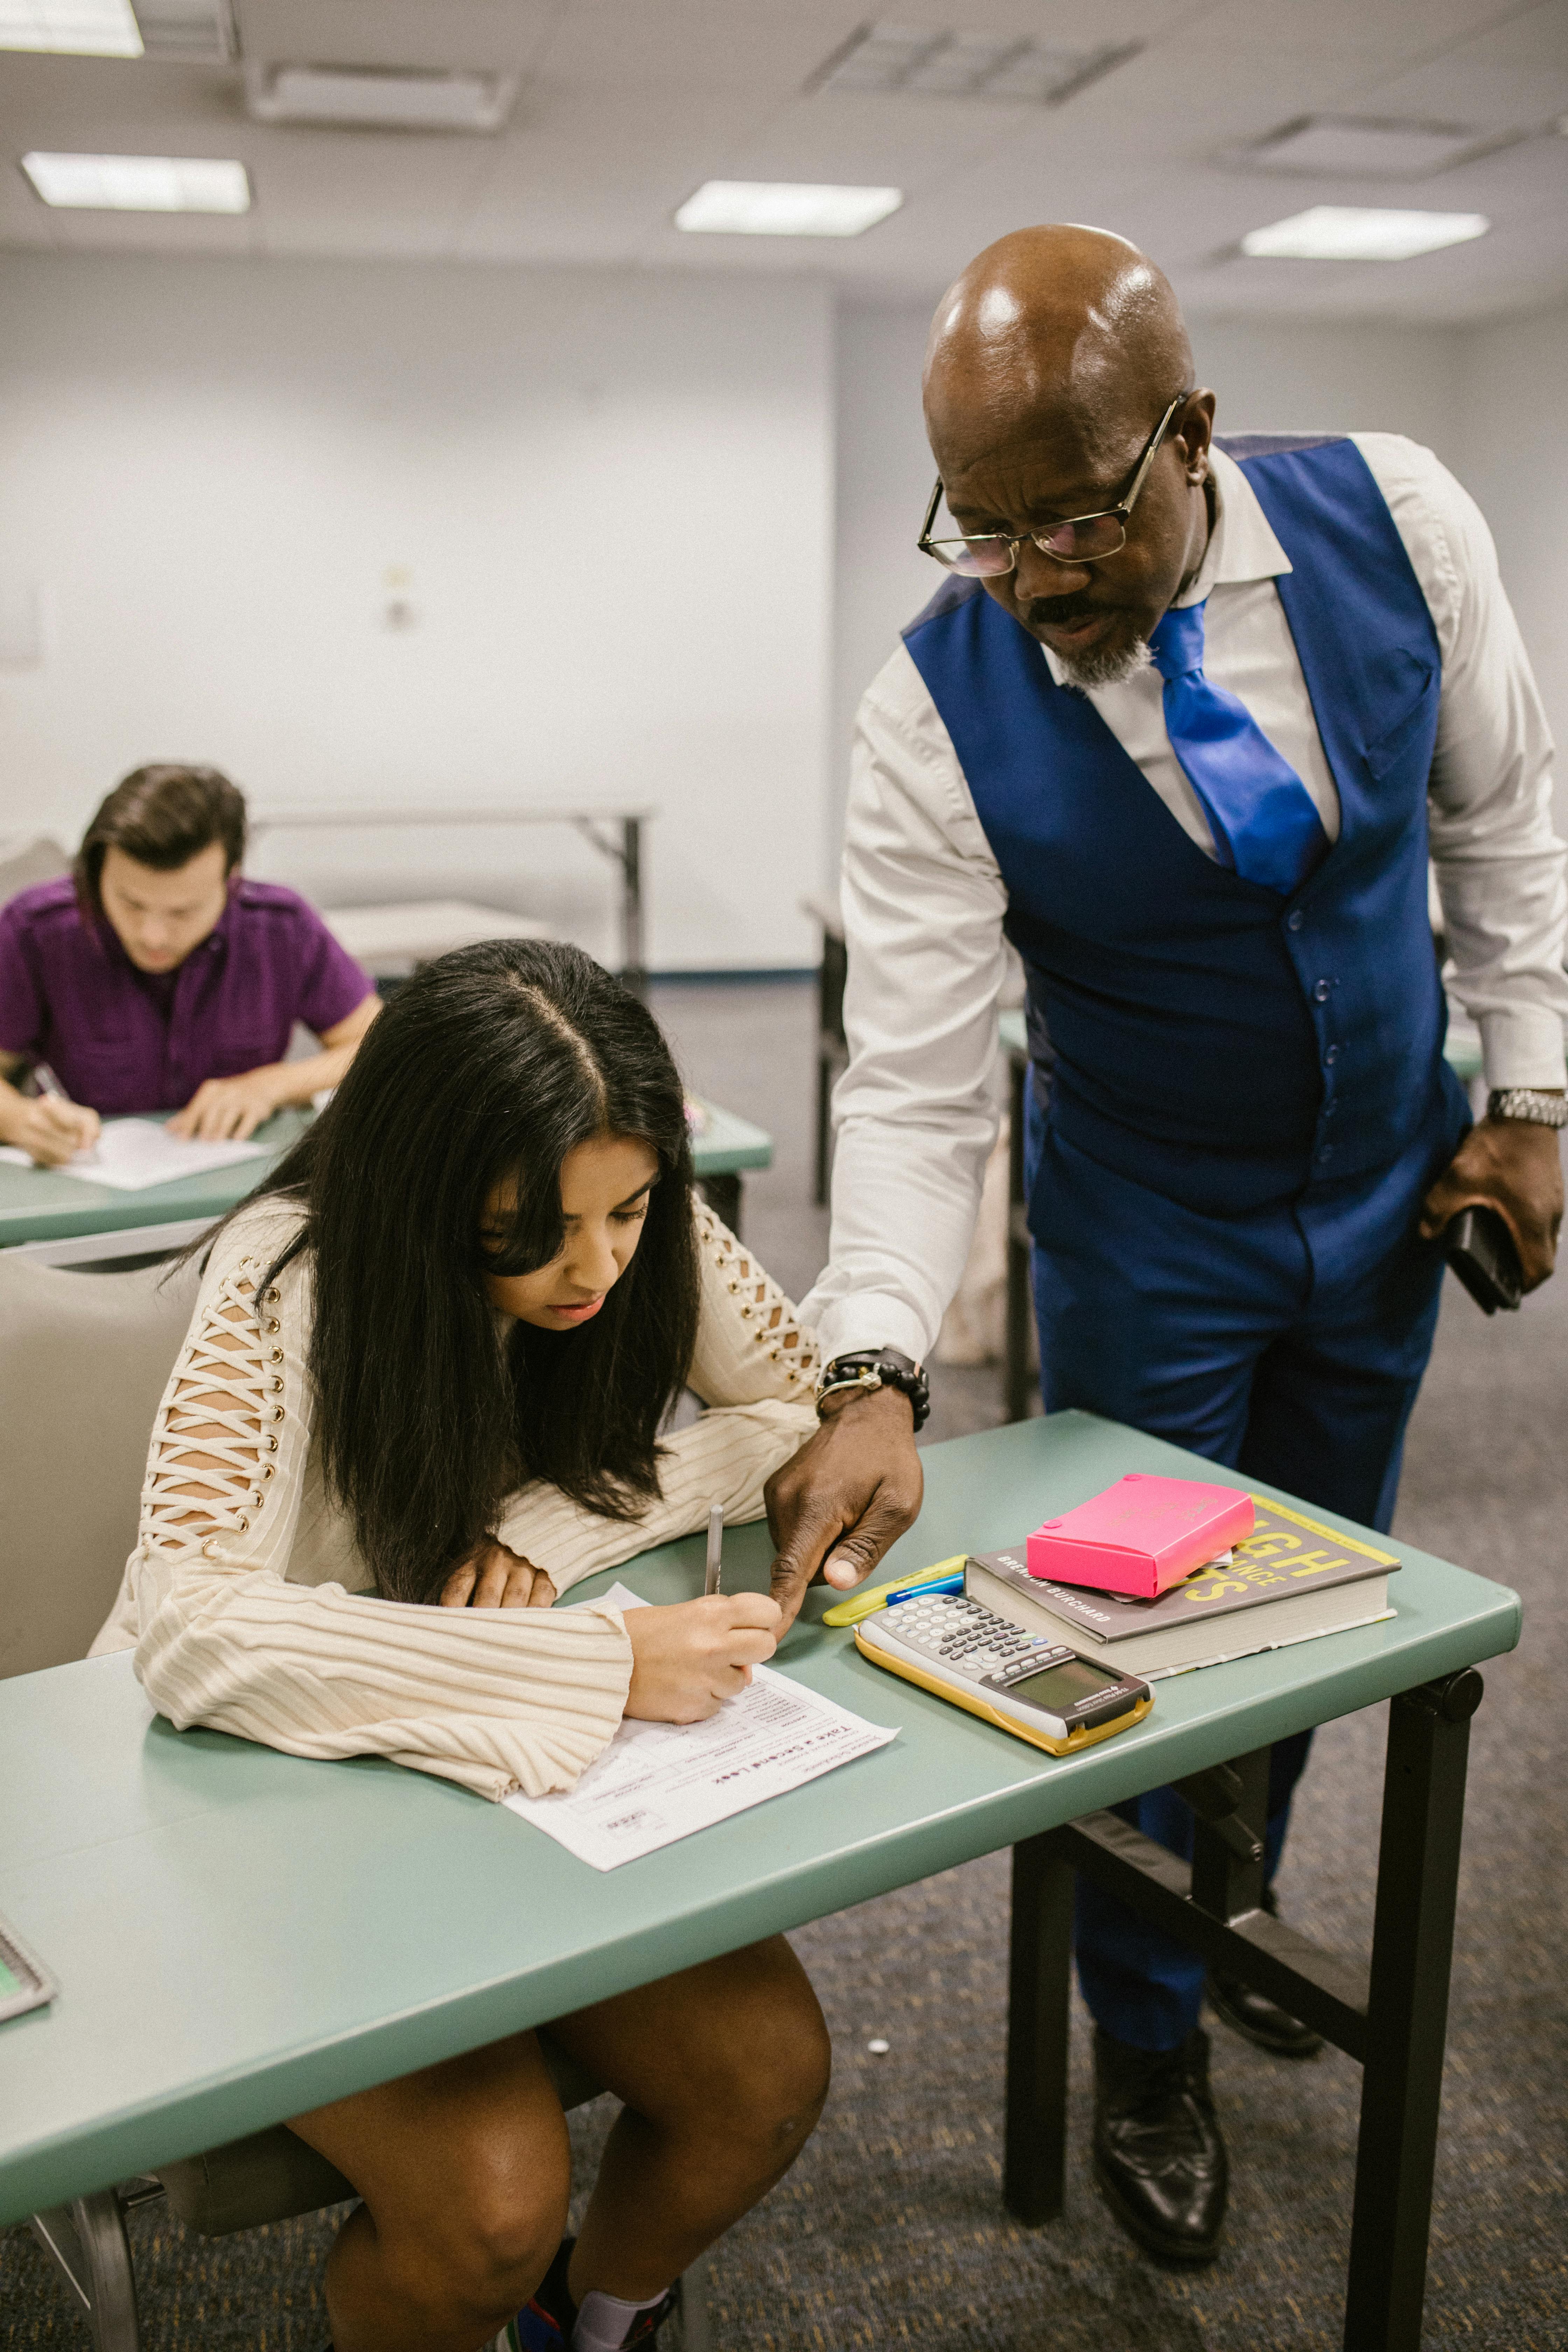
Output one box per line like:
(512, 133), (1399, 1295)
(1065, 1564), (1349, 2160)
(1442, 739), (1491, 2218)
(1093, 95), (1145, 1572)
(0, 0), (1561, 317)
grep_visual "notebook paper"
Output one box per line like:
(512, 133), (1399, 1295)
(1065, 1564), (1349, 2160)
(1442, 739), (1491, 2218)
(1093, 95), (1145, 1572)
(505, 1585), (898, 1870)
(0, 1118), (266, 1191)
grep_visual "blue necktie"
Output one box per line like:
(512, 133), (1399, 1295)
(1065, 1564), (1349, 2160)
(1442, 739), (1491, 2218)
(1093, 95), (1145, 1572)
(1147, 600), (1328, 895)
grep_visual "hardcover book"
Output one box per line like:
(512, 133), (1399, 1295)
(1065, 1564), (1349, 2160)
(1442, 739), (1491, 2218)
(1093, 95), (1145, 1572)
(967, 1496), (1399, 1681)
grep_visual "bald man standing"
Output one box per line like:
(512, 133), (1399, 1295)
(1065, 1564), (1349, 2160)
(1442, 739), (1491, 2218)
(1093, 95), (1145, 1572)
(772, 227), (1567, 2262)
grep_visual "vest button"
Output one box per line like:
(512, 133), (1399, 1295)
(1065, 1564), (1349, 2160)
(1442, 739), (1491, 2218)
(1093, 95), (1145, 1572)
(1287, 910), (1304, 931)
(1314, 978), (1333, 1001)
(1324, 1045), (1339, 1065)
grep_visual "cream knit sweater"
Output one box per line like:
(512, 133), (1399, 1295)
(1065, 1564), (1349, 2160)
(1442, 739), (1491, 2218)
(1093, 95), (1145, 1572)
(90, 1195), (820, 1803)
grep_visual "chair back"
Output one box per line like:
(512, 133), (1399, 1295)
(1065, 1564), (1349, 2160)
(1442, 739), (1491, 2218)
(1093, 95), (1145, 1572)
(0, 1252), (201, 1677)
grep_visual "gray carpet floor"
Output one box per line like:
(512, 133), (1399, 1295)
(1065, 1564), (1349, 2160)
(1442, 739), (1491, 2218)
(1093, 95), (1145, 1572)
(4, 980), (1563, 2348)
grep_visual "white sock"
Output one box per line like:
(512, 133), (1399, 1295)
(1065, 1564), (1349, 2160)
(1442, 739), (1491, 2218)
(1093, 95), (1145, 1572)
(572, 2285), (671, 2352)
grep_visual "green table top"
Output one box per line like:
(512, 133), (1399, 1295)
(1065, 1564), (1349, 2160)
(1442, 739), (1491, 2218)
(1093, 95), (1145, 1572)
(0, 1110), (314, 1251)
(997, 1007), (1485, 1080)
(0, 1410), (1518, 2226)
(0, 1102), (771, 1251)
(687, 1099), (773, 1176)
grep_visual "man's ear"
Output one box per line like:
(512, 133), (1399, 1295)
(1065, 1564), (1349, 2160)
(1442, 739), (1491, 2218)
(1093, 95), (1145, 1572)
(1177, 388), (1217, 481)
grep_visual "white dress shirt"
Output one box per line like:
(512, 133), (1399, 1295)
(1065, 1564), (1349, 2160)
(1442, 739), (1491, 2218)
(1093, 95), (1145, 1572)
(801, 438), (1568, 1367)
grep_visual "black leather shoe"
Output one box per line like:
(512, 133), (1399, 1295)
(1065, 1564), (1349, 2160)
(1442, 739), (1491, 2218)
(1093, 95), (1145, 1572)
(1092, 2025), (1227, 2264)
(1208, 1888), (1324, 2058)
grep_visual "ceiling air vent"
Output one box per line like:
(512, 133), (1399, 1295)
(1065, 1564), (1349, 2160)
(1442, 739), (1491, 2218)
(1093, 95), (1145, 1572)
(1227, 116), (1503, 180)
(131, 0), (234, 62)
(808, 21), (1140, 106)
(244, 62), (518, 132)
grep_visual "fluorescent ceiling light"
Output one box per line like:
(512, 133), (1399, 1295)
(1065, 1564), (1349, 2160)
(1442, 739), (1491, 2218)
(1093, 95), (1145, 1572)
(244, 62), (517, 132)
(675, 180), (902, 237)
(1236, 115), (1489, 178)
(811, 20), (1138, 105)
(1240, 205), (1489, 260)
(21, 150), (250, 211)
(0, 0), (141, 55)
(133, 0), (234, 63)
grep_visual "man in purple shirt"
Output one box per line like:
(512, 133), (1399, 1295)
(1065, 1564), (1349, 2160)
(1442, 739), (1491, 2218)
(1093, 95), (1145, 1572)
(0, 765), (378, 1165)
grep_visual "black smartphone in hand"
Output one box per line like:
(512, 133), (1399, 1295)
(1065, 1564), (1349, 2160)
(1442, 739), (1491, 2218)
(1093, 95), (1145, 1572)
(1445, 1206), (1523, 1315)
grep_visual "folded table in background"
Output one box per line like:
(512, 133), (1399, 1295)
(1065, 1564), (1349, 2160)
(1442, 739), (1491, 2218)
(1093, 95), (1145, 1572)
(0, 1409), (1519, 2352)
(0, 1101), (773, 1265)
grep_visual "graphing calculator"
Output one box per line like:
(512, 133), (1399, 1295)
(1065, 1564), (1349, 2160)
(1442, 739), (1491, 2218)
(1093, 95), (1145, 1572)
(0, 1914), (55, 2024)
(855, 1589), (1152, 1756)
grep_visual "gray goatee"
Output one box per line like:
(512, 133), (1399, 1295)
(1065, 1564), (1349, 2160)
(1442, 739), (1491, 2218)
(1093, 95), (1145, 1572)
(1056, 635), (1153, 692)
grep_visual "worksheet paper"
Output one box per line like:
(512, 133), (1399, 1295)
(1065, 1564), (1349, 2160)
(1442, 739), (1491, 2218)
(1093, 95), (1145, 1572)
(0, 1118), (266, 1190)
(504, 1586), (898, 1870)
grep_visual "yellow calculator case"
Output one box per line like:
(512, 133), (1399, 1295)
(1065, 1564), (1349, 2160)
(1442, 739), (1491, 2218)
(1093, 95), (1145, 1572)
(855, 1591), (1152, 1756)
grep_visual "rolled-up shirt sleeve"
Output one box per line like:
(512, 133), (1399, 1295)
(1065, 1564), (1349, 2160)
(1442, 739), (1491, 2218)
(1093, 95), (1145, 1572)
(0, 898), (44, 1057)
(798, 645), (1010, 1365)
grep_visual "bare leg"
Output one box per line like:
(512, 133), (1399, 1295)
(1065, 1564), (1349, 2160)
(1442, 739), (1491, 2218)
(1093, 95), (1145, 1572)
(288, 2030), (569, 2352)
(548, 1935), (830, 2307)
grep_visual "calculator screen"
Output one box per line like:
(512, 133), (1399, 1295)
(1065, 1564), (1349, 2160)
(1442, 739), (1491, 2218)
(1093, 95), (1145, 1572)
(1007, 1656), (1122, 1713)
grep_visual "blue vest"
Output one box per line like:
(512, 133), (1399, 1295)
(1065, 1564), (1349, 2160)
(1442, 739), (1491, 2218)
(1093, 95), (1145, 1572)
(903, 433), (1457, 1220)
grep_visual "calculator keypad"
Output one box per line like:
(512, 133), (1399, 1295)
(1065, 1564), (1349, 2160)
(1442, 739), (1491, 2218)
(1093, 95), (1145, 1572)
(888, 1595), (1073, 1687)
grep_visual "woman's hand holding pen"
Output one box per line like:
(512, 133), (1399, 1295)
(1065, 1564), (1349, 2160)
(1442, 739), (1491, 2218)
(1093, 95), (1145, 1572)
(624, 1594), (782, 1723)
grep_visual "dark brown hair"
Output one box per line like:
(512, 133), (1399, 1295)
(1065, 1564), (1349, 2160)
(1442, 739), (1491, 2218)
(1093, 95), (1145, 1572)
(226, 939), (701, 1605)
(75, 765), (247, 918)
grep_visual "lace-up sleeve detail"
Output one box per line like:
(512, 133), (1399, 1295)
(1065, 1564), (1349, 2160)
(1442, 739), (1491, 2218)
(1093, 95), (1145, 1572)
(686, 1201), (820, 1409)
(118, 1204), (633, 1804)
(496, 1203), (819, 1597)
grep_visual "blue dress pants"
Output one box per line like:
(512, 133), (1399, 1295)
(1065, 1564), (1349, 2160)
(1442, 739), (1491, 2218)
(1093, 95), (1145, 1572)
(1023, 1090), (1449, 2052)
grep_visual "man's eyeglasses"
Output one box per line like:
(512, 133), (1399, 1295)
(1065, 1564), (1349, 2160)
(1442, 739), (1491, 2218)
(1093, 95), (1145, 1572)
(918, 389), (1193, 577)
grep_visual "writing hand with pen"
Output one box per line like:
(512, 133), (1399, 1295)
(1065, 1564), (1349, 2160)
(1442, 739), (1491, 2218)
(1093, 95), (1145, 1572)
(437, 1510), (780, 1726)
(0, 1061), (101, 1167)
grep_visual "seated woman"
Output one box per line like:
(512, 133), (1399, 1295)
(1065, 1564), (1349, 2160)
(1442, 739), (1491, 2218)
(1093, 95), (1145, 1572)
(0, 764), (379, 1164)
(92, 939), (829, 2352)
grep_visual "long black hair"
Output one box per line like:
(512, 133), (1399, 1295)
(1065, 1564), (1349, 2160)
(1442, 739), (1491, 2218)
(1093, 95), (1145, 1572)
(232, 939), (699, 1606)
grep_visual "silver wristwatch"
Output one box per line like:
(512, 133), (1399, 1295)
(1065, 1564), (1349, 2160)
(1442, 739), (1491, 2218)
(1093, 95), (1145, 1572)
(1487, 1088), (1568, 1129)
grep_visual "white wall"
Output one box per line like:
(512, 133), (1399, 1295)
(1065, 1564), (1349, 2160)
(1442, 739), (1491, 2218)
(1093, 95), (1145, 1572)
(828, 303), (1472, 867)
(0, 254), (834, 972)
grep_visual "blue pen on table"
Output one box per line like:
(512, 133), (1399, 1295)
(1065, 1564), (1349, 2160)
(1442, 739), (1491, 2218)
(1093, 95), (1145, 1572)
(821, 1554), (968, 1627)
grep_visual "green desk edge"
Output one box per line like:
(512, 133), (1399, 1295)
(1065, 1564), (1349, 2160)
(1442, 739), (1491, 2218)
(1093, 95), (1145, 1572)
(0, 1110), (314, 1250)
(0, 1102), (770, 1251)
(0, 1412), (1518, 2226)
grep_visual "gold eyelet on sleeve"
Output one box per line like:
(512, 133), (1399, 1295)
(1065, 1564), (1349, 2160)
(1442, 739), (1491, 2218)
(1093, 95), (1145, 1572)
(270, 1407), (284, 1423)
(269, 1378), (284, 1394)
(265, 1287), (280, 1304)
(236, 1514), (250, 1531)
(265, 1435), (278, 1452)
(266, 1320), (281, 1335)
(270, 1348), (283, 1363)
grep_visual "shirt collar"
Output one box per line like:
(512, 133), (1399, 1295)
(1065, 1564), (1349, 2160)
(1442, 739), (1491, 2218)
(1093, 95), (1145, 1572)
(1038, 444), (1292, 684)
(1174, 446), (1291, 606)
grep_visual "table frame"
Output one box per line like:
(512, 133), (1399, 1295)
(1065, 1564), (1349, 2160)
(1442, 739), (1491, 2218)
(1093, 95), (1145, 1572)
(1006, 1670), (1481, 2351)
(250, 806), (653, 996)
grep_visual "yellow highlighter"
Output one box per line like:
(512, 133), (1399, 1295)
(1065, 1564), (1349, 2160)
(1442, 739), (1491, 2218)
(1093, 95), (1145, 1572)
(821, 1555), (969, 1627)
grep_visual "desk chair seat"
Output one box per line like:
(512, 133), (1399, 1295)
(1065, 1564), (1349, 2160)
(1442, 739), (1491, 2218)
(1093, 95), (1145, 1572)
(32, 2031), (710, 2351)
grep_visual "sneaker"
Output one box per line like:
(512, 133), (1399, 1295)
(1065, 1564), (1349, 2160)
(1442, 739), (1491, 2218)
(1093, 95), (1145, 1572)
(501, 2237), (576, 2352)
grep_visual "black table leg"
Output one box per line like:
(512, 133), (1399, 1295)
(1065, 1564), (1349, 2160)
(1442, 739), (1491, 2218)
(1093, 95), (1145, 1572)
(1343, 1669), (1483, 2352)
(1004, 1832), (1074, 2224)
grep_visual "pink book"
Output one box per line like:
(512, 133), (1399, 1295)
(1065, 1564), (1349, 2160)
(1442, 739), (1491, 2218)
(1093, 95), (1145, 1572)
(1025, 1475), (1255, 1600)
